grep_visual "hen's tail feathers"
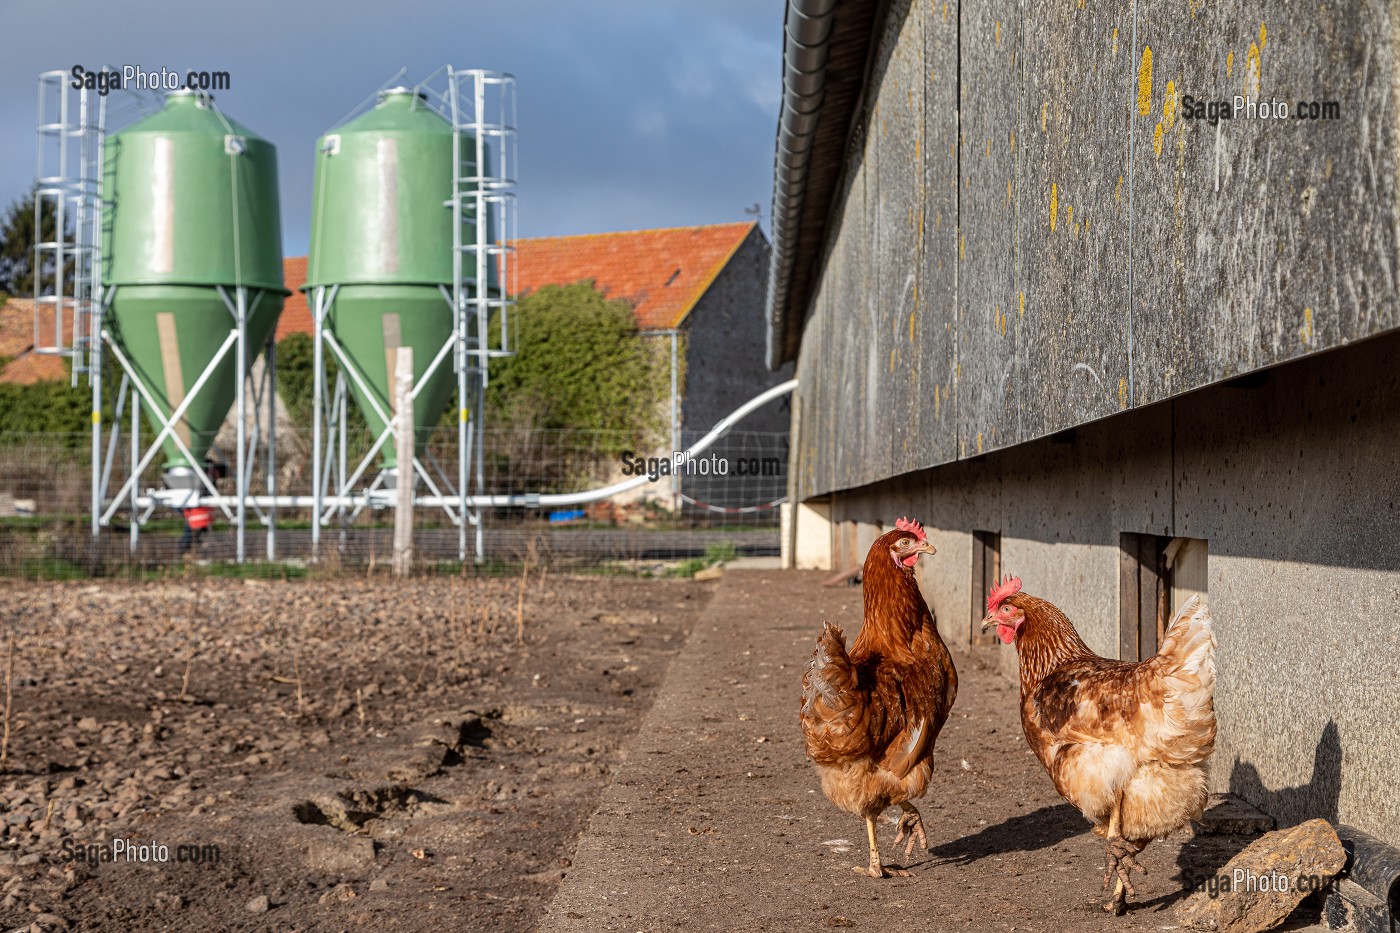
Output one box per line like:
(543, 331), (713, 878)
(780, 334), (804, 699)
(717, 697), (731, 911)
(1154, 596), (1217, 764)
(800, 622), (871, 763)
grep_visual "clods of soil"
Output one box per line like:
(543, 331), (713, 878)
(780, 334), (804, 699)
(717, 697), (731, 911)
(0, 574), (710, 931)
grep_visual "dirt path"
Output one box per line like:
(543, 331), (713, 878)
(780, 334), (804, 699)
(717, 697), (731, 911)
(537, 569), (1296, 933)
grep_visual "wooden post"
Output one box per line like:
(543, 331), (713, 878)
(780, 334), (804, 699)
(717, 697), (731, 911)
(392, 346), (414, 578)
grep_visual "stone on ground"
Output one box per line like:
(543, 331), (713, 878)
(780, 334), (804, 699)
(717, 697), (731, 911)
(1176, 818), (1345, 933)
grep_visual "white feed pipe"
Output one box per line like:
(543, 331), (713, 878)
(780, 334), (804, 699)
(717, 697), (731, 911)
(132, 378), (799, 512)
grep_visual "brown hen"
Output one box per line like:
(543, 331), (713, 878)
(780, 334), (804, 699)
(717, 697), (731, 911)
(981, 576), (1216, 914)
(800, 518), (958, 878)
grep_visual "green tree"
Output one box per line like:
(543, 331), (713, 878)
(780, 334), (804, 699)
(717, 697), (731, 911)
(274, 331), (364, 435)
(486, 282), (663, 454)
(0, 185), (71, 299)
(274, 332), (317, 427)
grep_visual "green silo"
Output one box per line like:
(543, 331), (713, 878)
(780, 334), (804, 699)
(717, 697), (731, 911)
(102, 90), (286, 486)
(306, 87), (496, 472)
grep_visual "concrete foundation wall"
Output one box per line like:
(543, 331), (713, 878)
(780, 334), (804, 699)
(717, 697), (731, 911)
(821, 332), (1400, 845)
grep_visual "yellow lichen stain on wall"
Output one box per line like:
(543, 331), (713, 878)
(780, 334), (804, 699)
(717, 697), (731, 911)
(1259, 21), (1267, 49)
(914, 137), (921, 162)
(1163, 80), (1179, 130)
(1153, 121), (1165, 158)
(1226, 50), (1234, 77)
(909, 311), (916, 342)
(995, 20), (1001, 45)
(1137, 46), (1153, 115)
(1049, 183), (1059, 232)
(1300, 307), (1314, 346)
(995, 306), (1006, 336)
(1112, 27), (1119, 56)
(1118, 377), (1129, 410)
(1019, 292), (1025, 318)
(1041, 101), (1049, 132)
(1115, 175), (1123, 202)
(1245, 41), (1261, 98)
(960, 234), (966, 260)
(976, 433), (984, 454)
(1010, 130), (1015, 152)
(1066, 204), (1074, 232)
(890, 348), (897, 373)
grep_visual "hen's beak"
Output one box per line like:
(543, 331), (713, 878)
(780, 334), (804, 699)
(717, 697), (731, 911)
(918, 540), (936, 556)
(979, 615), (995, 633)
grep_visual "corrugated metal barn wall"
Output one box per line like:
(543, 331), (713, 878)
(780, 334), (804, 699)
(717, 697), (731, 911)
(793, 0), (1398, 503)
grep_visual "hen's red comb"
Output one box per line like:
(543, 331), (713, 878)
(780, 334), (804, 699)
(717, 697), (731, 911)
(986, 575), (1023, 612)
(894, 517), (926, 542)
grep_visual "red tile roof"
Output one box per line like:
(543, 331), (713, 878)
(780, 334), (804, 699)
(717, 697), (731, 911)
(274, 256), (311, 342)
(0, 222), (758, 378)
(0, 297), (68, 385)
(508, 222), (756, 331)
(275, 221), (756, 338)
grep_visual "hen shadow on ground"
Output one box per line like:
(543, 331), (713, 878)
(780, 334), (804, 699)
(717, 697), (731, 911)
(928, 803), (1089, 865)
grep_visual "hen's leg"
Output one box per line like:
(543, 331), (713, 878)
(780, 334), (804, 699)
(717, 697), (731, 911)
(892, 802), (929, 858)
(1101, 794), (1148, 915)
(853, 815), (909, 878)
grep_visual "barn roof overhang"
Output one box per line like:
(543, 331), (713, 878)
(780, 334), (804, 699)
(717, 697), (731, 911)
(764, 0), (889, 370)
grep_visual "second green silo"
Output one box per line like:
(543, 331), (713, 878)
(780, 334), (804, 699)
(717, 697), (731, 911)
(307, 87), (496, 471)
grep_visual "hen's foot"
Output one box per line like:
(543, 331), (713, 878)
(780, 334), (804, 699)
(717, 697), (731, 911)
(1101, 838), (1147, 914)
(893, 804), (929, 858)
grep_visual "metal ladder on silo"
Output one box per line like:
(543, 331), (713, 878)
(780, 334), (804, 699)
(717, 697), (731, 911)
(33, 70), (108, 385)
(445, 68), (518, 562)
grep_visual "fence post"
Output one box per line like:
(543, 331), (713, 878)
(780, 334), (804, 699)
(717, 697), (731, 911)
(392, 347), (414, 578)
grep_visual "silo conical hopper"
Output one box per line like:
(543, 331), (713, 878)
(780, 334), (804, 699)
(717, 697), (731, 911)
(306, 87), (498, 475)
(102, 90), (286, 489)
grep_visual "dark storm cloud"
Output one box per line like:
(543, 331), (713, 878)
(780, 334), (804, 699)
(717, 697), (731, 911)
(0, 0), (783, 254)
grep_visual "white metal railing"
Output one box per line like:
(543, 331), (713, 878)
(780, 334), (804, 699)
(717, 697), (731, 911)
(33, 70), (107, 384)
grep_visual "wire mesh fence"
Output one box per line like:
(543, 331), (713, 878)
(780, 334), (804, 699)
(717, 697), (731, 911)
(0, 425), (788, 578)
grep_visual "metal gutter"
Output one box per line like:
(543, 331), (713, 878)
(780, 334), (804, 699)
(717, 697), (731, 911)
(765, 0), (838, 371)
